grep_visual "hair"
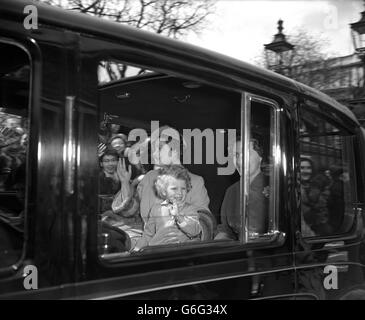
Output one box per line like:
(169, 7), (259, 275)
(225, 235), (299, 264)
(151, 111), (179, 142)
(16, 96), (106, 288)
(100, 148), (119, 162)
(229, 130), (264, 158)
(154, 165), (192, 200)
(151, 125), (187, 154)
(108, 133), (128, 145)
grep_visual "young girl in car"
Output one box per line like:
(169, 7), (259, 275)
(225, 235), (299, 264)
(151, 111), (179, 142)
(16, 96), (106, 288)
(133, 165), (202, 251)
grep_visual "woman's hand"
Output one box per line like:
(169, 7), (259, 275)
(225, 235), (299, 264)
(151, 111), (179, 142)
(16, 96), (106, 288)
(117, 158), (132, 183)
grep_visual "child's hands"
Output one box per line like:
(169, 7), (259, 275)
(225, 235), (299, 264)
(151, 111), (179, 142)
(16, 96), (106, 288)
(130, 246), (141, 253)
(169, 202), (179, 217)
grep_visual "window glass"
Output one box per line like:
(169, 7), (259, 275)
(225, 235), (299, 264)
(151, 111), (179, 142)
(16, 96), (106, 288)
(95, 59), (280, 258)
(299, 105), (356, 237)
(97, 62), (242, 257)
(98, 60), (153, 85)
(0, 42), (30, 268)
(215, 97), (278, 243)
(247, 98), (278, 240)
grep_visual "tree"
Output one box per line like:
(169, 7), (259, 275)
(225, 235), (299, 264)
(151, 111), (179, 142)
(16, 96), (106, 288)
(37, 0), (216, 83)
(256, 28), (344, 90)
(38, 0), (215, 38)
(287, 29), (344, 90)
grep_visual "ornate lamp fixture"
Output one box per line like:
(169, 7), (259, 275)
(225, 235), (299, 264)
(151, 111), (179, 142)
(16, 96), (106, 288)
(350, 0), (365, 63)
(264, 19), (294, 76)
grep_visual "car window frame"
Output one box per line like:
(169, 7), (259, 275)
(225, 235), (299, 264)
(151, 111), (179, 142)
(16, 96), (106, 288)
(95, 82), (285, 266)
(77, 34), (291, 267)
(242, 93), (282, 244)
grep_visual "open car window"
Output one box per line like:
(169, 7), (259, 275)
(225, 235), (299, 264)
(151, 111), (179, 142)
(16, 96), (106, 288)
(95, 58), (281, 260)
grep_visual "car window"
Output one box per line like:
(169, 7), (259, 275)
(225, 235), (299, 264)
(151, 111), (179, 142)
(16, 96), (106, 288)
(299, 104), (357, 237)
(0, 41), (30, 268)
(93, 57), (281, 259)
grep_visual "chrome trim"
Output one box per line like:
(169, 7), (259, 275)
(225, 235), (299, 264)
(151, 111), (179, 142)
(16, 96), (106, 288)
(294, 260), (365, 271)
(242, 93), (250, 243)
(251, 292), (319, 300)
(64, 96), (76, 195)
(324, 241), (345, 249)
(90, 265), (296, 300)
(244, 93), (282, 242)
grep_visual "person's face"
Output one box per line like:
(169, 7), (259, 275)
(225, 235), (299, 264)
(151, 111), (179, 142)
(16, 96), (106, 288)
(233, 140), (262, 177)
(152, 140), (177, 166)
(165, 177), (187, 204)
(111, 138), (126, 154)
(300, 160), (312, 182)
(101, 155), (118, 174)
(20, 134), (28, 147)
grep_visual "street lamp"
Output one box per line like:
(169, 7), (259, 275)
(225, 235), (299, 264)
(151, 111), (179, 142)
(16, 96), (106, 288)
(350, 0), (365, 126)
(350, 1), (365, 63)
(264, 19), (294, 76)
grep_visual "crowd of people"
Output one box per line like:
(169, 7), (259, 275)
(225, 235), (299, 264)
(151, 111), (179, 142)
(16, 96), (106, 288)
(0, 116), (27, 192)
(99, 124), (349, 254)
(300, 157), (348, 237)
(1, 113), (346, 253)
(0, 115), (27, 259)
(98, 119), (271, 253)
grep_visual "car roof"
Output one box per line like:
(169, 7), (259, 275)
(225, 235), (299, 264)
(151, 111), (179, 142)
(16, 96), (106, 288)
(1, 0), (359, 125)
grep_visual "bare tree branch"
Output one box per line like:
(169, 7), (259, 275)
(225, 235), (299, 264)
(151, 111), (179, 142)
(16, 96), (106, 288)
(36, 0), (216, 82)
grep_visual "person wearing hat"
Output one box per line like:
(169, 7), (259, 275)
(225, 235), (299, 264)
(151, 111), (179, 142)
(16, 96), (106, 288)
(215, 135), (269, 240)
(109, 133), (128, 158)
(137, 125), (210, 224)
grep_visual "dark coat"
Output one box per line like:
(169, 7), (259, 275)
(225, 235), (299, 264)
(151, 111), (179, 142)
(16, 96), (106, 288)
(217, 172), (269, 239)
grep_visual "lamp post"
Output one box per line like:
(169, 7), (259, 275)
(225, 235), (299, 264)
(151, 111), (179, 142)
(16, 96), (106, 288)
(264, 19), (294, 76)
(350, 0), (365, 126)
(350, 1), (365, 63)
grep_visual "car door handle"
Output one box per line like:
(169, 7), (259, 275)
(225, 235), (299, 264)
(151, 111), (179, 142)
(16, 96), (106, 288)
(64, 95), (76, 195)
(326, 247), (349, 272)
(327, 251), (348, 263)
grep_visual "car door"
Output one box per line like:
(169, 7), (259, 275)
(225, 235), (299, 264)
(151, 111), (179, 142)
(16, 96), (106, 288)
(73, 33), (297, 300)
(0, 12), (82, 298)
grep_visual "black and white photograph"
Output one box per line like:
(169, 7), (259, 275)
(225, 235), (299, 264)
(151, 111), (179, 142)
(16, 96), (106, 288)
(0, 0), (365, 304)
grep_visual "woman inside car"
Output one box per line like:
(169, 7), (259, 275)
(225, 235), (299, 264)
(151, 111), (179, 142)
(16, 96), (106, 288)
(137, 125), (210, 225)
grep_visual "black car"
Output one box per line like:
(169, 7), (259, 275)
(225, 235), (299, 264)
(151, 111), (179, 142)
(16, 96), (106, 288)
(0, 0), (364, 300)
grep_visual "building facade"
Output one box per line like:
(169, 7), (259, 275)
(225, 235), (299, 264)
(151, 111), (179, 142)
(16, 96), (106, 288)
(290, 54), (365, 126)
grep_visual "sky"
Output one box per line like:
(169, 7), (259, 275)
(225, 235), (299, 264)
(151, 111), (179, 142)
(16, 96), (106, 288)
(186, 0), (365, 64)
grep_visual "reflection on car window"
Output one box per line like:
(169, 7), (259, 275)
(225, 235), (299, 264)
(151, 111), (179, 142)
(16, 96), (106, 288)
(0, 42), (30, 268)
(95, 60), (281, 258)
(299, 104), (356, 237)
(96, 61), (243, 257)
(215, 99), (278, 242)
